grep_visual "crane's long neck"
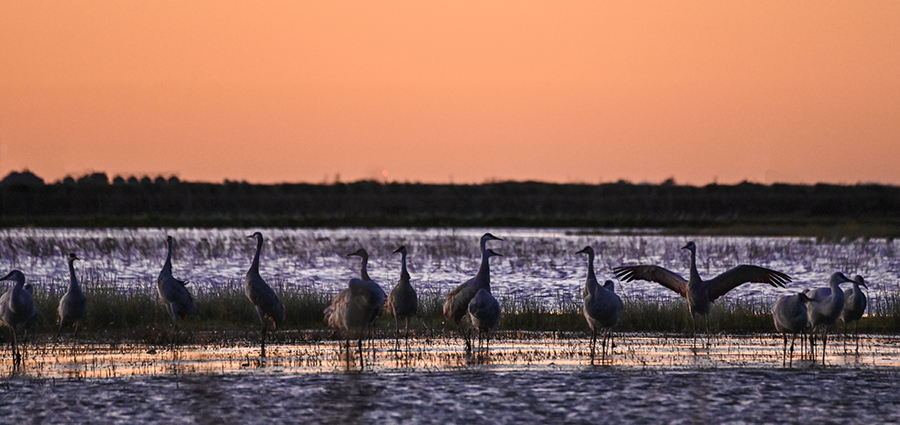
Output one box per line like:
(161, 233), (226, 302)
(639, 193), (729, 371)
(359, 254), (370, 281)
(400, 251), (408, 277)
(161, 240), (174, 277)
(477, 250), (492, 292)
(250, 235), (263, 273)
(585, 251), (598, 295)
(68, 259), (80, 291)
(688, 247), (700, 283)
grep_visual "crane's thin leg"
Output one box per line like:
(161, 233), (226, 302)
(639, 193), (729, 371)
(782, 334), (787, 367)
(393, 317), (400, 354)
(260, 324), (267, 358)
(56, 325), (63, 342)
(789, 334), (796, 368)
(821, 328), (828, 366)
(590, 329), (596, 364)
(358, 337), (365, 370)
(11, 328), (20, 367)
(705, 316), (712, 347)
(404, 317), (410, 353)
(74, 322), (80, 339)
(843, 323), (848, 354)
(855, 321), (860, 356)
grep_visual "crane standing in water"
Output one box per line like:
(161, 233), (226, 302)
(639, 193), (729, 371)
(841, 275), (868, 355)
(772, 291), (812, 367)
(157, 236), (196, 346)
(385, 246), (417, 352)
(1, 270), (38, 366)
(245, 232), (285, 358)
(325, 248), (385, 369)
(805, 272), (855, 364)
(443, 233), (502, 353)
(577, 246), (623, 363)
(468, 286), (501, 357)
(57, 253), (88, 340)
(614, 241), (791, 345)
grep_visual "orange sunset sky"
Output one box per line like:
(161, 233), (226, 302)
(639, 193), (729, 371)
(2, 1), (899, 185)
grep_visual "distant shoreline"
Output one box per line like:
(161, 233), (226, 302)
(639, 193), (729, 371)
(3, 171), (900, 237)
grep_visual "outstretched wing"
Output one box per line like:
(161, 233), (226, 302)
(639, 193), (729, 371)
(706, 265), (791, 302)
(612, 265), (688, 298)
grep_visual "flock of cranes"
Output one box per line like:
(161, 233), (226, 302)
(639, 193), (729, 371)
(0, 232), (871, 368)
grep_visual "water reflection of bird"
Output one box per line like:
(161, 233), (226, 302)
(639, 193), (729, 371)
(614, 241), (791, 343)
(57, 253), (88, 339)
(158, 236), (196, 341)
(443, 233), (502, 352)
(324, 248), (385, 369)
(841, 275), (868, 354)
(385, 246), (417, 351)
(577, 246), (623, 363)
(468, 288), (500, 355)
(804, 272), (855, 364)
(1, 270), (38, 365)
(772, 292), (812, 367)
(245, 232), (285, 358)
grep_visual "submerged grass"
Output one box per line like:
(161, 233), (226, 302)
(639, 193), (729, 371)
(12, 281), (900, 346)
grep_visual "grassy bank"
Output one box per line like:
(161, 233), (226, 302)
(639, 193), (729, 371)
(8, 284), (898, 346)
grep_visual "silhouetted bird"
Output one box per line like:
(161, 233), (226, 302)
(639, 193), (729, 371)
(245, 232), (285, 358)
(443, 233), (502, 352)
(57, 253), (87, 339)
(614, 241), (790, 343)
(385, 246), (417, 351)
(577, 246), (623, 362)
(1, 270), (38, 365)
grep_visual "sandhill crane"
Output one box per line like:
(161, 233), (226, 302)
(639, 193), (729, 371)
(157, 236), (196, 345)
(1, 270), (38, 365)
(804, 272), (855, 365)
(443, 233), (502, 352)
(841, 275), (868, 354)
(613, 241), (790, 344)
(468, 287), (501, 356)
(772, 292), (812, 367)
(577, 246), (623, 363)
(385, 246), (417, 351)
(245, 232), (285, 358)
(57, 253), (87, 339)
(324, 248), (385, 369)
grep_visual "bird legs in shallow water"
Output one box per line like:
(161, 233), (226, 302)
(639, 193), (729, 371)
(259, 324), (267, 358)
(8, 327), (22, 367)
(590, 329), (615, 365)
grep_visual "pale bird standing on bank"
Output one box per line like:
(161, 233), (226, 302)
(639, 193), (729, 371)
(324, 248), (385, 369)
(245, 232), (285, 358)
(57, 253), (87, 339)
(577, 246), (623, 363)
(772, 292), (812, 367)
(613, 241), (791, 344)
(1, 270), (38, 365)
(443, 233), (503, 352)
(804, 272), (855, 365)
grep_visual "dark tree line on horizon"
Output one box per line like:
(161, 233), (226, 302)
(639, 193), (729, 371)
(2, 170), (899, 229)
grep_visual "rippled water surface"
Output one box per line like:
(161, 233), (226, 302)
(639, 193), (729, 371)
(2, 228), (899, 423)
(5, 367), (900, 424)
(4, 334), (900, 423)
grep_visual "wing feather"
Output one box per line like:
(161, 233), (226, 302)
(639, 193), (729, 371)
(612, 265), (689, 298)
(706, 265), (791, 302)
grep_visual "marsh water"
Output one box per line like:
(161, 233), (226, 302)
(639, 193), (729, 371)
(4, 334), (900, 424)
(3, 228), (900, 423)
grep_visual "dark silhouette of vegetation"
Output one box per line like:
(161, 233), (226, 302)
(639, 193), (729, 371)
(2, 170), (900, 235)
